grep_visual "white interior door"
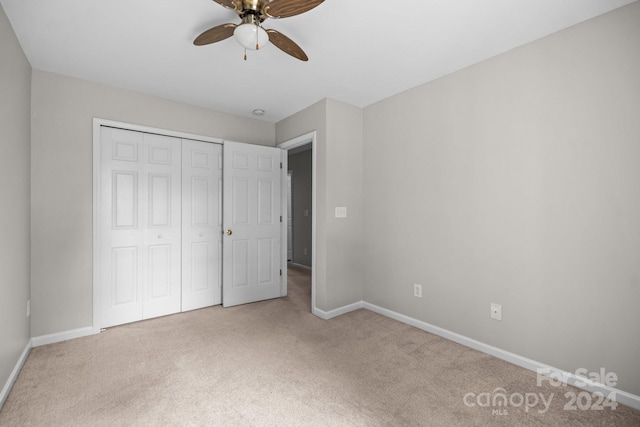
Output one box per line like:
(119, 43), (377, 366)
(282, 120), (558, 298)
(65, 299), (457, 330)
(222, 141), (284, 307)
(100, 127), (181, 327)
(182, 139), (222, 311)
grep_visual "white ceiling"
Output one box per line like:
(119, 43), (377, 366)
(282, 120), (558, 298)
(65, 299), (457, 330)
(2, 0), (635, 123)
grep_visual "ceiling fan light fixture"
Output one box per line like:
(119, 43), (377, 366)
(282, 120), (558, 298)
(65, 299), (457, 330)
(195, 0), (324, 61)
(234, 23), (269, 50)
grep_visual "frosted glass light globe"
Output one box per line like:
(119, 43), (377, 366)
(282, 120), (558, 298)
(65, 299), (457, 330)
(234, 23), (269, 50)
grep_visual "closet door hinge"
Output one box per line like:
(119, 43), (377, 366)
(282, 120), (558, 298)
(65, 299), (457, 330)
(280, 215), (283, 222)
(280, 269), (282, 276)
(280, 162), (283, 169)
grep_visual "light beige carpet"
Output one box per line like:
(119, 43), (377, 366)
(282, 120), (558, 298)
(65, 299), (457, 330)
(1, 265), (639, 426)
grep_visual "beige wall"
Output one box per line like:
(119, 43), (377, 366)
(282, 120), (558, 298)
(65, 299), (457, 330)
(30, 70), (276, 336)
(324, 99), (364, 309)
(0, 3), (31, 405)
(363, 2), (640, 396)
(276, 98), (364, 311)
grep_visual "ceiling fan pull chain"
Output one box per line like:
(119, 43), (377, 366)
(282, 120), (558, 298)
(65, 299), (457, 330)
(244, 48), (247, 61)
(256, 24), (260, 50)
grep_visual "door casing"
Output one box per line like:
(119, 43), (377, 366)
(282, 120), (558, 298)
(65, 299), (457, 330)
(277, 132), (317, 315)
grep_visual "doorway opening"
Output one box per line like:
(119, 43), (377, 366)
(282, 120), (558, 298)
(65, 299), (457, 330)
(287, 171), (293, 262)
(278, 132), (316, 313)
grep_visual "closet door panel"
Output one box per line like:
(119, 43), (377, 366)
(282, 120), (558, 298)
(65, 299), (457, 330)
(182, 139), (222, 311)
(100, 127), (145, 327)
(100, 127), (181, 327)
(141, 133), (182, 320)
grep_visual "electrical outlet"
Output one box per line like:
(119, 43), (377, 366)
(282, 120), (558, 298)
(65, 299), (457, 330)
(27, 299), (30, 317)
(490, 303), (502, 321)
(335, 207), (347, 218)
(413, 284), (422, 298)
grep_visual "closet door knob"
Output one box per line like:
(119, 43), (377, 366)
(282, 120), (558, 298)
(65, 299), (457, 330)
(226, 229), (233, 236)
(157, 234), (163, 239)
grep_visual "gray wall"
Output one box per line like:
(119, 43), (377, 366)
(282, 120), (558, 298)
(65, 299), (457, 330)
(288, 150), (312, 267)
(325, 100), (364, 309)
(276, 98), (364, 311)
(0, 3), (31, 405)
(30, 70), (276, 337)
(363, 3), (640, 396)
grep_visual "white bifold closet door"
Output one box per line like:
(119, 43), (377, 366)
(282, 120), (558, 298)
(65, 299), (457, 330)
(100, 127), (182, 327)
(98, 126), (283, 328)
(181, 139), (222, 311)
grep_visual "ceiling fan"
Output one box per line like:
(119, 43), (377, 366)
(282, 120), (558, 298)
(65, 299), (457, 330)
(194, 0), (324, 61)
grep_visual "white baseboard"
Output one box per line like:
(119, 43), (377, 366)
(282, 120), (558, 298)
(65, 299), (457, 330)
(316, 300), (640, 411)
(31, 326), (96, 347)
(313, 301), (363, 320)
(363, 301), (544, 369)
(0, 340), (32, 410)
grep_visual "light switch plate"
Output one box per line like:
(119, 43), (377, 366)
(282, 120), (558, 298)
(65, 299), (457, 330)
(490, 303), (502, 321)
(335, 207), (347, 218)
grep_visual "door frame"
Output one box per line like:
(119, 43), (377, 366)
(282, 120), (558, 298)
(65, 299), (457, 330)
(277, 131), (317, 314)
(92, 118), (223, 333)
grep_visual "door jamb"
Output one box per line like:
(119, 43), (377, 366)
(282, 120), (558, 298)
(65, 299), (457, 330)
(277, 132), (317, 314)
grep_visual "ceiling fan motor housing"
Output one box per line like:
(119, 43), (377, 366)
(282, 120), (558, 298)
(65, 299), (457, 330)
(236, 0), (270, 20)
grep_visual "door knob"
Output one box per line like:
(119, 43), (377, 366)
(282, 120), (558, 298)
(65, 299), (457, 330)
(157, 234), (163, 239)
(199, 232), (204, 237)
(226, 229), (233, 236)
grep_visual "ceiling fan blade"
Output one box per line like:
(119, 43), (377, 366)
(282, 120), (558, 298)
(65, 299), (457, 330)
(263, 0), (324, 19)
(266, 29), (308, 61)
(194, 23), (237, 46)
(212, 0), (236, 9)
